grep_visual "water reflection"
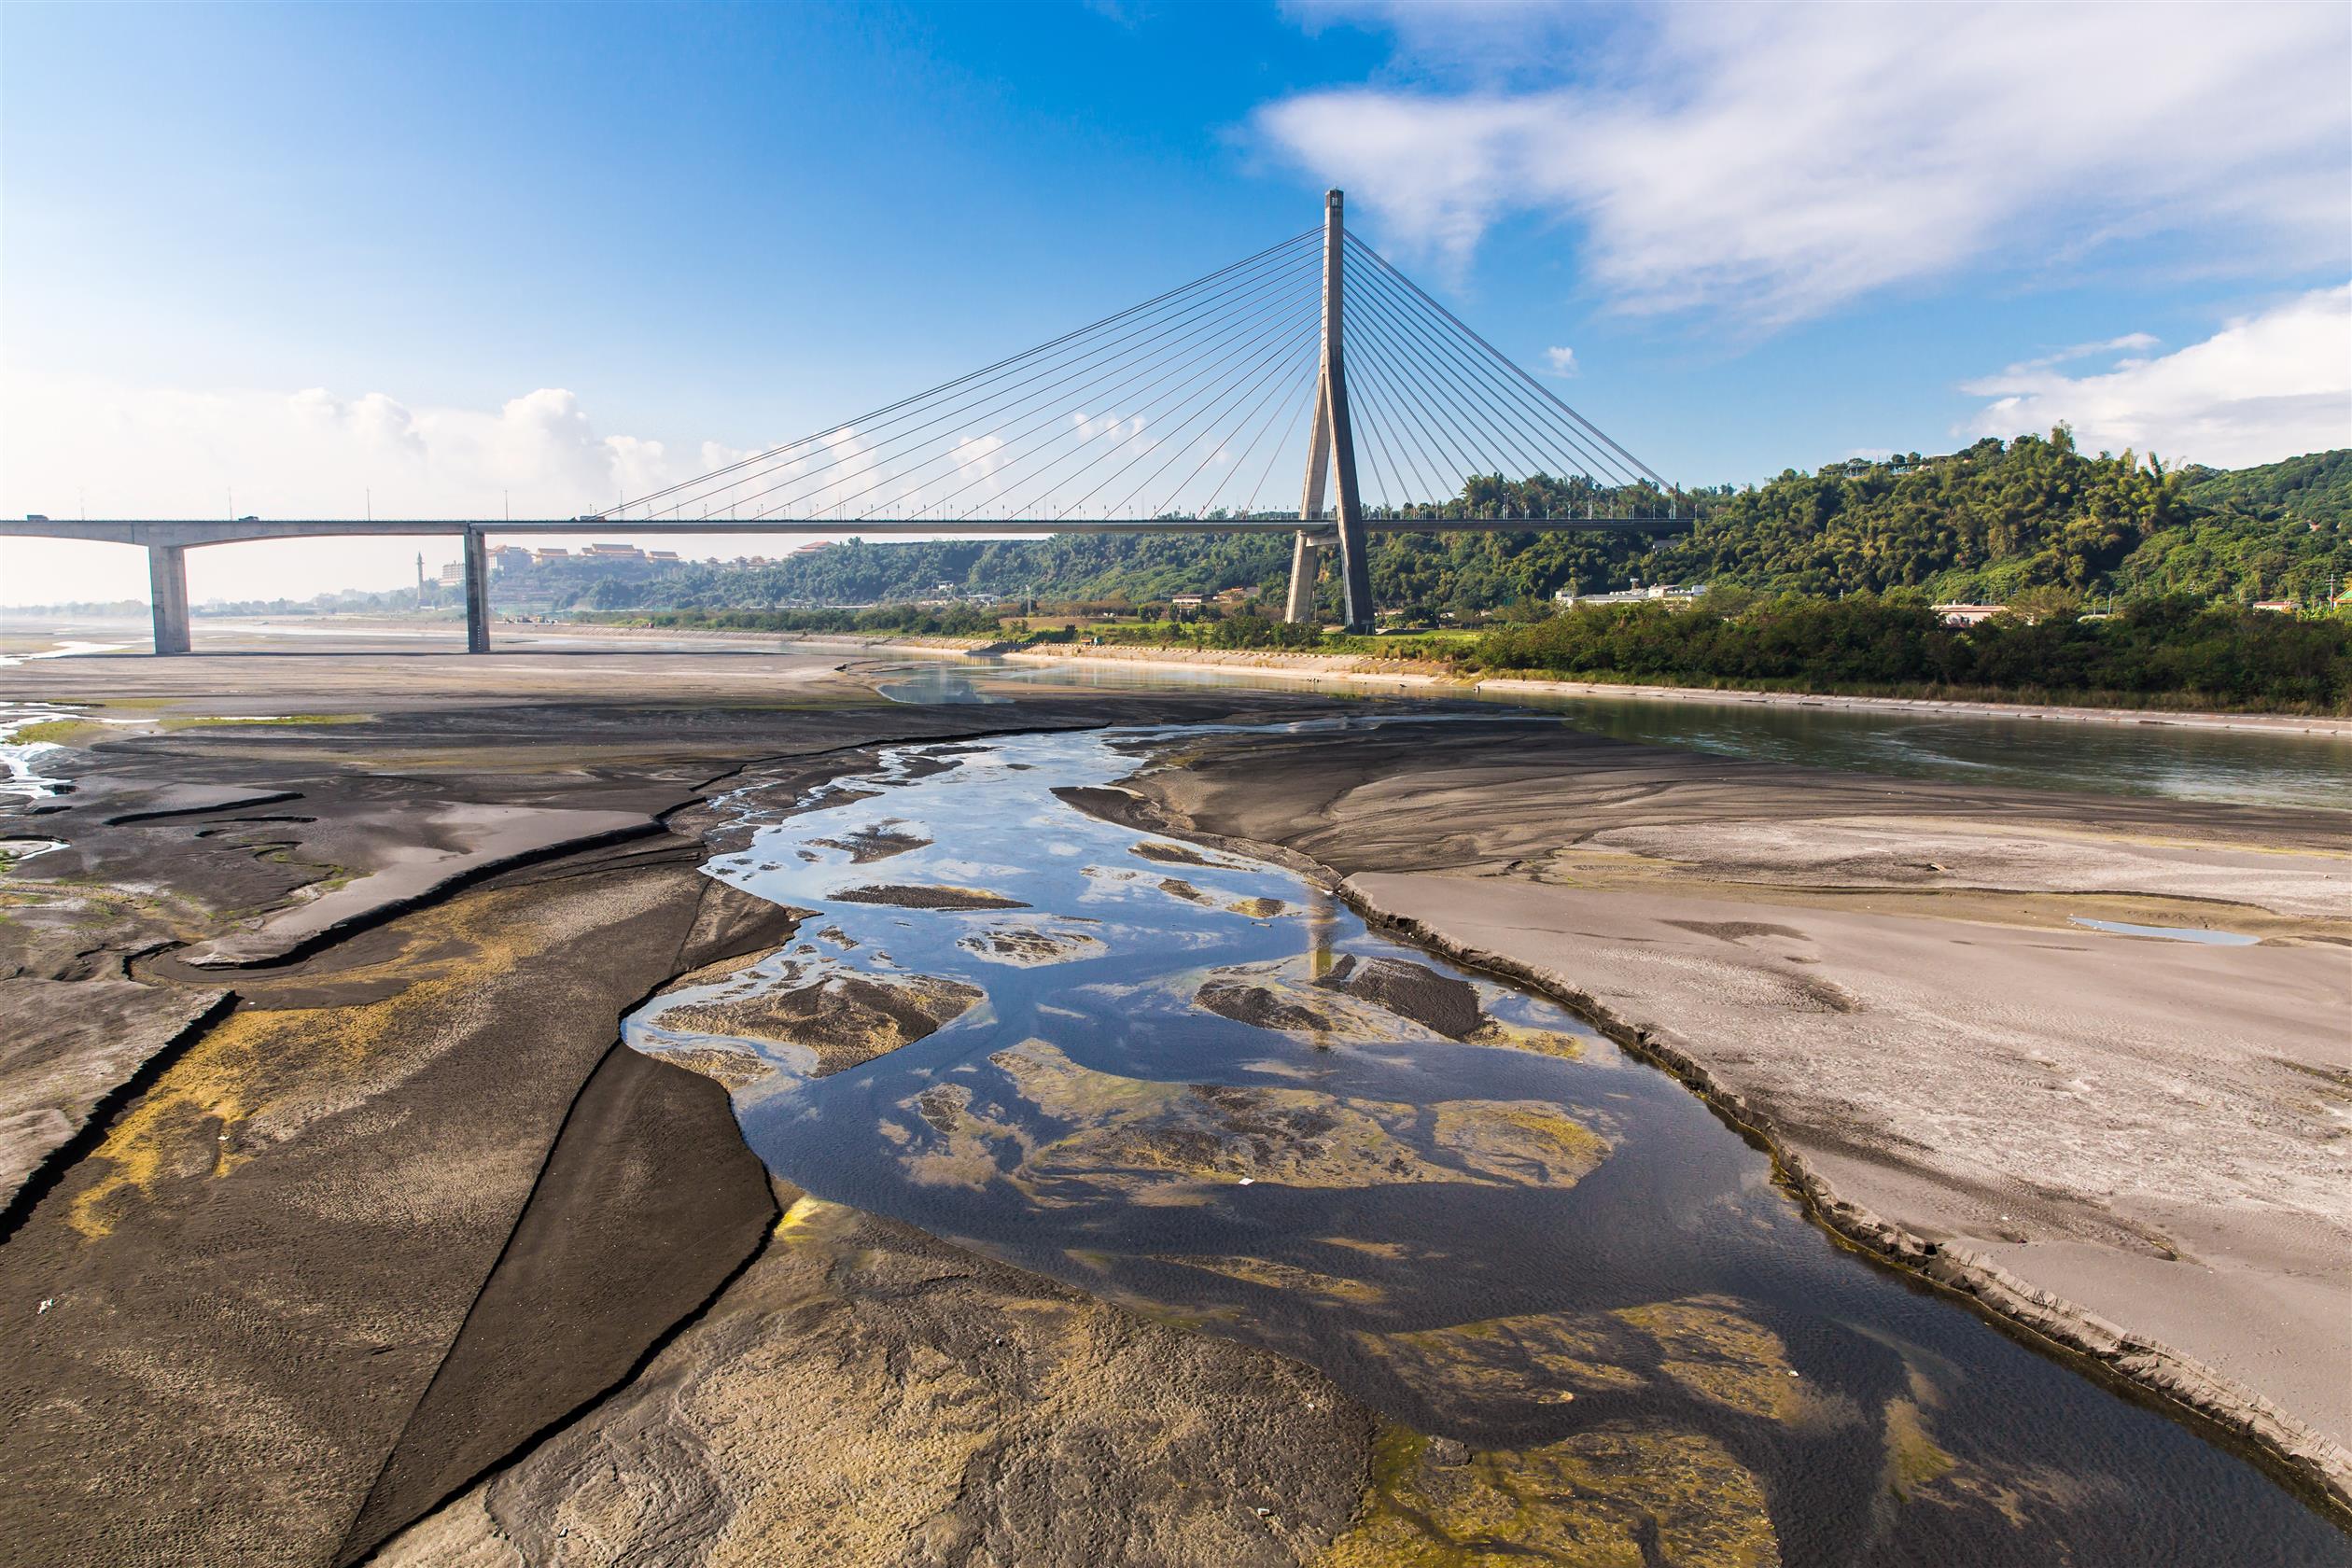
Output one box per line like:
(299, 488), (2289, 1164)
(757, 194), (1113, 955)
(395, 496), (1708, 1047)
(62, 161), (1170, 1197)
(628, 722), (2347, 1566)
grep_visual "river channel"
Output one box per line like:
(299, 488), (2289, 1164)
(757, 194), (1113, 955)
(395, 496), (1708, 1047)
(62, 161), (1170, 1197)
(626, 718), (2348, 1565)
(868, 653), (2352, 810)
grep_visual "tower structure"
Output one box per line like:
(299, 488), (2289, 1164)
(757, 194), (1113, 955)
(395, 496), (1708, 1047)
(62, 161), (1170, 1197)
(1283, 189), (1374, 631)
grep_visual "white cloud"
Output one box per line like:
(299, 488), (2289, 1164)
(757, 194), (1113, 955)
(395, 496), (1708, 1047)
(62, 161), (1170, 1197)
(1961, 285), (2352, 468)
(0, 375), (849, 602)
(1259, 3), (2349, 324)
(1543, 345), (1577, 377)
(3, 375), (704, 521)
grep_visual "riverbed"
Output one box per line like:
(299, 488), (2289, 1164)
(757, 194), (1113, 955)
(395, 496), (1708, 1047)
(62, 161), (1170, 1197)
(627, 719), (2350, 1564)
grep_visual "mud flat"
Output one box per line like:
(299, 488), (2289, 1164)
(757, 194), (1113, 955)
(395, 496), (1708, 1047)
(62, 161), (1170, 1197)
(1110, 718), (2352, 1509)
(0, 651), (1372, 1565)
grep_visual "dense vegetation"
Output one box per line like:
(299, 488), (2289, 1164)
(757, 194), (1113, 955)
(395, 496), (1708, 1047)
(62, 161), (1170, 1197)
(485, 436), (2349, 619)
(1466, 593), (2349, 712)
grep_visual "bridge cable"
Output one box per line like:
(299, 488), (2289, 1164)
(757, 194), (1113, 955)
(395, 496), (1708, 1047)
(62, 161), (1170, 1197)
(716, 261), (1321, 523)
(646, 234), (1318, 520)
(762, 267), (1323, 523)
(919, 287), (1324, 524)
(1197, 346), (1321, 519)
(1241, 357), (1323, 519)
(1349, 264), (1609, 497)
(1143, 329), (1325, 518)
(1346, 245), (1644, 497)
(1351, 272), (1600, 500)
(1351, 341), (1464, 511)
(1341, 342), (1414, 511)
(614, 226), (1318, 517)
(1346, 235), (1669, 495)
(1049, 315), (1324, 520)
(1345, 301), (1495, 496)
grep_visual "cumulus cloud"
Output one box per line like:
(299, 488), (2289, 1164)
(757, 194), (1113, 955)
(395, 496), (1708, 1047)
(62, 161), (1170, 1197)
(2, 375), (708, 520)
(0, 375), (854, 601)
(1259, 3), (2349, 324)
(1543, 345), (1577, 377)
(1961, 285), (2352, 468)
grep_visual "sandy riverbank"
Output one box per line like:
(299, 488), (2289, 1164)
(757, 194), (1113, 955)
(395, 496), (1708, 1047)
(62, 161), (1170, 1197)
(1002, 640), (2352, 736)
(1105, 719), (2352, 1511)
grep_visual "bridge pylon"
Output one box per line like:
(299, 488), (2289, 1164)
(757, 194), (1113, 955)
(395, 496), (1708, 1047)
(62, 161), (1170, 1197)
(1284, 189), (1374, 632)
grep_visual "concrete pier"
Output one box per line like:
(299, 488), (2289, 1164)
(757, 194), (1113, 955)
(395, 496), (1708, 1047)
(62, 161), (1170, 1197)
(463, 529), (491, 654)
(1318, 191), (1373, 633)
(1283, 191), (1373, 631)
(1284, 532), (1323, 623)
(147, 544), (191, 655)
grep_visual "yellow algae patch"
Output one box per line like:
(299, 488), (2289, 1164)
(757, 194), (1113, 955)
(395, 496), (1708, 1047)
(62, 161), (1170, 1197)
(1004, 1049), (1448, 1192)
(8, 718), (105, 747)
(69, 884), (550, 1239)
(1226, 896), (1289, 918)
(163, 713), (370, 729)
(1431, 1099), (1609, 1187)
(773, 1192), (854, 1244)
(1323, 1422), (1779, 1568)
(993, 1039), (1191, 1122)
(992, 1043), (1611, 1197)
(647, 1043), (775, 1090)
(654, 965), (984, 1077)
(955, 921), (1108, 967)
(900, 1082), (1030, 1189)
(1463, 1018), (1587, 1059)
(1152, 1253), (1387, 1307)
(1882, 1397), (1957, 1500)
(1357, 1311), (1645, 1414)
(1614, 1295), (1799, 1421)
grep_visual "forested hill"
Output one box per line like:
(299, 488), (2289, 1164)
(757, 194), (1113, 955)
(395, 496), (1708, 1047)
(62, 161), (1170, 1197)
(516, 434), (2350, 617)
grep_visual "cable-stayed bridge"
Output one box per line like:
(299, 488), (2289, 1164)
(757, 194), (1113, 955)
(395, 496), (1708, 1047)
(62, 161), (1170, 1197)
(3, 191), (1685, 653)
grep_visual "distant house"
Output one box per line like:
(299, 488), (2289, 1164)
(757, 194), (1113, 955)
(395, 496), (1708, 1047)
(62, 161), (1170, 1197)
(792, 540), (829, 553)
(1170, 594), (1207, 609)
(532, 548), (571, 564)
(2253, 600), (2302, 614)
(436, 561), (464, 585)
(584, 542), (644, 560)
(1554, 582), (1708, 608)
(645, 550), (680, 563)
(1933, 603), (2006, 626)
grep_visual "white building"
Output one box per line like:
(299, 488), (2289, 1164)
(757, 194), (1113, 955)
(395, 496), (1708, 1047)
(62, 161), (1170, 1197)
(1553, 582), (1707, 607)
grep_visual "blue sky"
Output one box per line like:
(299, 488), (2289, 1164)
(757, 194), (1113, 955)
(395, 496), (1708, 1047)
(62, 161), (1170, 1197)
(4, 0), (2347, 603)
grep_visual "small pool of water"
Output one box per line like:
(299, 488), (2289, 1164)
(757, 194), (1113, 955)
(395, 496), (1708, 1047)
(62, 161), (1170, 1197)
(2069, 917), (2261, 946)
(0, 703), (82, 802)
(627, 721), (2346, 1565)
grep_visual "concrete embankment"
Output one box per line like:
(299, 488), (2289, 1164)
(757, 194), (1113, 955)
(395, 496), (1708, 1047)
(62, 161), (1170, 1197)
(1104, 718), (2352, 1516)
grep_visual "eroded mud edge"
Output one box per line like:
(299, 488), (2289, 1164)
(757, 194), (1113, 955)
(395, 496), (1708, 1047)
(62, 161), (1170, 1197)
(1064, 780), (2352, 1525)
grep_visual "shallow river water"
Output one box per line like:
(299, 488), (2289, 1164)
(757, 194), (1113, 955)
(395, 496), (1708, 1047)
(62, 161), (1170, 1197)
(871, 655), (2352, 810)
(627, 721), (2345, 1564)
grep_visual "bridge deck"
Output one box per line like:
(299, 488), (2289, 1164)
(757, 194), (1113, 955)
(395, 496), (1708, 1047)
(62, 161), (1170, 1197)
(2, 512), (1687, 655)
(2, 515), (1683, 548)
